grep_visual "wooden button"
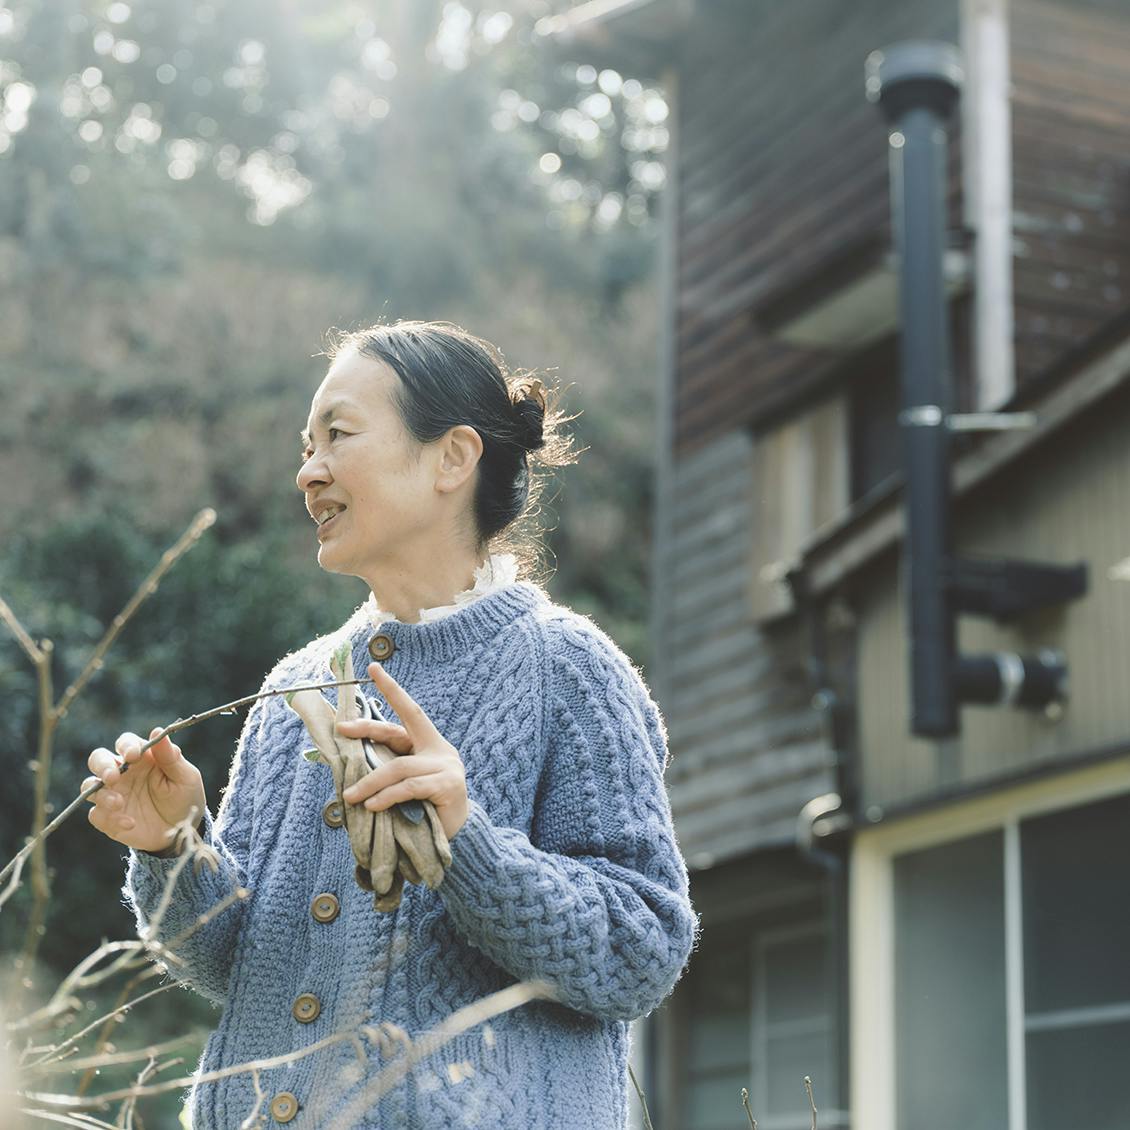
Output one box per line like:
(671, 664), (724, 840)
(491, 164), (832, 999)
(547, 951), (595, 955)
(269, 1092), (299, 1123)
(292, 993), (321, 1024)
(368, 633), (395, 661)
(322, 799), (344, 828)
(311, 892), (340, 924)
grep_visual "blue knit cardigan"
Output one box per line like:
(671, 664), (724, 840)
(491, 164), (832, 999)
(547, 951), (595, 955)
(123, 581), (697, 1128)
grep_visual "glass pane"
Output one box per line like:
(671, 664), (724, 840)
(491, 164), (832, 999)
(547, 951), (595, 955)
(1021, 792), (1130, 1014)
(894, 830), (1008, 1130)
(1026, 1020), (1130, 1130)
(764, 935), (828, 1025)
(766, 1029), (829, 1117)
(681, 921), (752, 1129)
(685, 1070), (756, 1130)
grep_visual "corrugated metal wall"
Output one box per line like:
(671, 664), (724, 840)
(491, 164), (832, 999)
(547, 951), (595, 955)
(856, 379), (1130, 811)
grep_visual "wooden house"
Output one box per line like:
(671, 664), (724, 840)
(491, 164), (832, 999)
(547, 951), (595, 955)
(546, 1), (1130, 1128)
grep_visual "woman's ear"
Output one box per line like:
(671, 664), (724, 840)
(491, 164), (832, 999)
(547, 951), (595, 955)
(435, 425), (483, 493)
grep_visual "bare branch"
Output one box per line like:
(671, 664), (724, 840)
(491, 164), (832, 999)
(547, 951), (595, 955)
(741, 1087), (758, 1130)
(24, 980), (172, 1072)
(0, 593), (44, 664)
(53, 509), (217, 722)
(163, 886), (250, 953)
(320, 980), (556, 1129)
(237, 1068), (265, 1130)
(28, 1036), (195, 1076)
(628, 1064), (655, 1130)
(21, 1108), (121, 1130)
(0, 677), (372, 900)
(805, 1076), (817, 1130)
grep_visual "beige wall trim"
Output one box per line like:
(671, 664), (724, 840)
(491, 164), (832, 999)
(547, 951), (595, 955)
(850, 755), (1130, 1129)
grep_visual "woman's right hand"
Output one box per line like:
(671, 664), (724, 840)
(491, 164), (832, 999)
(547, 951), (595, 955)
(84, 728), (207, 854)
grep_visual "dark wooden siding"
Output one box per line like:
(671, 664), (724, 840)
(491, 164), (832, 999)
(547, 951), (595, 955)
(657, 429), (836, 865)
(1011, 0), (1130, 384)
(674, 0), (962, 459)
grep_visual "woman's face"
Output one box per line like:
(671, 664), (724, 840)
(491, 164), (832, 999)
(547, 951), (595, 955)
(296, 348), (438, 582)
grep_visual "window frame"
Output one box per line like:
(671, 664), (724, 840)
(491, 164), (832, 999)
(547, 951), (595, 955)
(850, 755), (1130, 1130)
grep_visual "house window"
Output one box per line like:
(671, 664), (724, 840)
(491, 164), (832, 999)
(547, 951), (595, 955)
(889, 790), (1130, 1130)
(675, 916), (846, 1130)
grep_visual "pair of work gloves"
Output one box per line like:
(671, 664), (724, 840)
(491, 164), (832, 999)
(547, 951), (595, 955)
(286, 646), (451, 912)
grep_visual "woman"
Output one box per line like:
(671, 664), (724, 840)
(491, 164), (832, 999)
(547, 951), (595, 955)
(84, 320), (697, 1128)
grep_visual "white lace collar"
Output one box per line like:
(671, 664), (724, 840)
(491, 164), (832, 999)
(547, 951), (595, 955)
(364, 552), (520, 628)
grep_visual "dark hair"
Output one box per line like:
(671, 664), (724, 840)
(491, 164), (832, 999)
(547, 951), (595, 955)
(326, 319), (579, 581)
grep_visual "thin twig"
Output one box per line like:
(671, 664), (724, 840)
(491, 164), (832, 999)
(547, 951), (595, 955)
(53, 509), (216, 722)
(22, 1026), (391, 1110)
(30, 1035), (195, 1075)
(21, 1109), (121, 1129)
(804, 1075), (817, 1130)
(73, 970), (165, 1096)
(0, 677), (370, 901)
(741, 1087), (758, 1130)
(0, 593), (45, 663)
(627, 1063), (655, 1130)
(9, 509), (216, 982)
(320, 980), (556, 1129)
(162, 886), (250, 952)
(238, 1068), (265, 1130)
(25, 978), (170, 1070)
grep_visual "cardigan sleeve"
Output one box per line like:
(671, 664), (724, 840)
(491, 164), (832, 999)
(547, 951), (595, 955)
(120, 690), (266, 1007)
(437, 615), (698, 1021)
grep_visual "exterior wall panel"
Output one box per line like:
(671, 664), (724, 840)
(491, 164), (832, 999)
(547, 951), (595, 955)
(856, 379), (1130, 811)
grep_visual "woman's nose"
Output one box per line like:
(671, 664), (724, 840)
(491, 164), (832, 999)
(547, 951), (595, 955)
(296, 453), (330, 493)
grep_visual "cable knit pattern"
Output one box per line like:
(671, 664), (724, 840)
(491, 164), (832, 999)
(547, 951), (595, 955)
(120, 581), (697, 1129)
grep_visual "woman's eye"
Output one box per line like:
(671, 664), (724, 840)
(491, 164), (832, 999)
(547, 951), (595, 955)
(328, 427), (343, 442)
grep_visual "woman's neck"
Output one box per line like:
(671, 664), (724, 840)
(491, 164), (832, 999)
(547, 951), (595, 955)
(363, 552), (486, 624)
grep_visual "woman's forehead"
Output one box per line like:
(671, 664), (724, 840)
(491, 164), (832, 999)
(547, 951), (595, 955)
(310, 350), (396, 415)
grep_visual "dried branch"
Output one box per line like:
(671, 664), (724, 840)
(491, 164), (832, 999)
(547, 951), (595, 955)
(805, 1075), (817, 1130)
(22, 1027), (383, 1111)
(628, 1063), (655, 1130)
(0, 677), (370, 904)
(741, 1086), (758, 1129)
(5, 509), (216, 984)
(30, 1037), (194, 1076)
(0, 593), (45, 664)
(162, 886), (249, 952)
(25, 977), (170, 1071)
(54, 509), (216, 722)
(73, 972), (166, 1096)
(237, 1068), (265, 1130)
(21, 1108), (121, 1129)
(320, 980), (556, 1129)
(20, 981), (555, 1120)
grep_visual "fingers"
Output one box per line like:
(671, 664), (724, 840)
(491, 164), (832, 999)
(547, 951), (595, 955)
(87, 747), (123, 784)
(335, 718), (412, 754)
(343, 756), (442, 802)
(367, 663), (440, 743)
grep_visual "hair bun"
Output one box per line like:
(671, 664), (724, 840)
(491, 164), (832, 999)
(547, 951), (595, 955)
(511, 377), (547, 451)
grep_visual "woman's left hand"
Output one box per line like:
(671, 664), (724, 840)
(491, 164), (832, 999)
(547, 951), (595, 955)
(336, 661), (469, 840)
